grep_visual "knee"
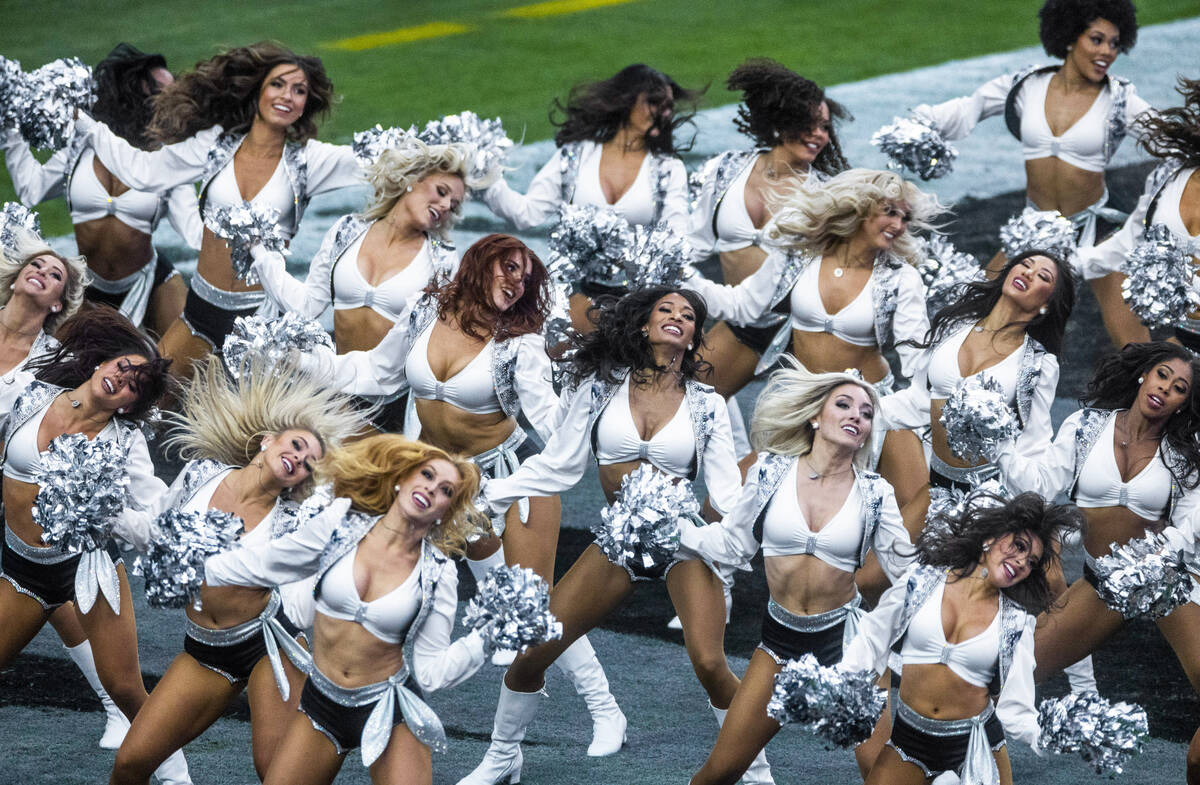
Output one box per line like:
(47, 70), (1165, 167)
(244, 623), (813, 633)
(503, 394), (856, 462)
(689, 651), (733, 695)
(111, 744), (156, 784)
(101, 676), (146, 715)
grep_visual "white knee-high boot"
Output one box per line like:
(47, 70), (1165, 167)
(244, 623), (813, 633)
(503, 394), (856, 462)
(456, 681), (544, 785)
(553, 636), (627, 756)
(467, 545), (516, 666)
(1064, 654), (1099, 694)
(64, 640), (130, 750)
(711, 702), (775, 785)
(152, 748), (192, 785)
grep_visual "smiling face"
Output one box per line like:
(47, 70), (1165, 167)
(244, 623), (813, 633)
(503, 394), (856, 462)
(1002, 254), (1058, 314)
(397, 172), (465, 234)
(259, 429), (323, 489)
(641, 292), (697, 352)
(854, 201), (911, 253)
(393, 458), (462, 526)
(490, 251), (531, 312)
(814, 383), (874, 451)
(256, 63), (309, 131)
(983, 529), (1046, 589)
(777, 100), (831, 168)
(87, 354), (149, 413)
(1134, 358), (1193, 419)
(15, 254), (68, 313)
(1067, 18), (1122, 83)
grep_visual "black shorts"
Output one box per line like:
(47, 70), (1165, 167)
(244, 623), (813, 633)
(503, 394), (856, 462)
(929, 467), (976, 494)
(758, 610), (845, 667)
(181, 289), (258, 350)
(1, 537), (123, 610)
(725, 321), (779, 355)
(300, 673), (421, 754)
(84, 255), (179, 311)
(1083, 561), (1101, 593)
(184, 608), (302, 683)
(890, 706), (1005, 776)
(351, 392), (409, 434)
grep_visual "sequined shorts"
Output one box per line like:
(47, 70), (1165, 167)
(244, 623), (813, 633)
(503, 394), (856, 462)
(758, 597), (854, 667)
(181, 270), (266, 349)
(85, 253), (178, 311)
(928, 453), (997, 494)
(183, 596), (302, 683)
(888, 697), (1005, 776)
(1, 530), (123, 610)
(300, 667), (420, 754)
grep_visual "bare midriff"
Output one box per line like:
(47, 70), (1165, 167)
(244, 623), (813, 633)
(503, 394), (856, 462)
(791, 331), (889, 384)
(333, 307), (394, 354)
(898, 665), (991, 720)
(1025, 158), (1106, 218)
(73, 216), (155, 280)
(312, 613), (407, 688)
(718, 245), (768, 286)
(415, 400), (516, 458)
(1081, 506), (1162, 560)
(196, 227), (266, 292)
(764, 554), (857, 615)
(187, 583), (273, 629)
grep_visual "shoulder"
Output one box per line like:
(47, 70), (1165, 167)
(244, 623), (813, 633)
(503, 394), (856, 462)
(12, 379), (61, 416)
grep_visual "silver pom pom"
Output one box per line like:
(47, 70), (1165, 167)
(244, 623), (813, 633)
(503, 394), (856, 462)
(0, 201), (42, 254)
(1093, 531), (1191, 620)
(871, 115), (957, 181)
(222, 312), (333, 380)
(546, 204), (633, 288)
(939, 376), (1019, 464)
(19, 57), (96, 151)
(0, 56), (25, 128)
(34, 433), (130, 553)
(1037, 690), (1149, 774)
(352, 124), (418, 166)
(916, 234), (984, 316)
(924, 478), (1009, 541)
(133, 509), (243, 610)
(592, 465), (698, 573)
(767, 654), (886, 748)
(1120, 224), (1200, 329)
(203, 202), (288, 284)
(623, 222), (687, 289)
(998, 207), (1076, 265)
(462, 564), (562, 654)
(418, 110), (512, 185)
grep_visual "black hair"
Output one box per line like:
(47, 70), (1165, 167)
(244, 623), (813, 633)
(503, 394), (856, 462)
(90, 43), (169, 150)
(551, 64), (704, 156)
(562, 286), (709, 389)
(1038, 0), (1138, 58)
(28, 307), (173, 422)
(1139, 77), (1200, 168)
(918, 491), (1083, 615)
(727, 58), (850, 176)
(1084, 341), (1200, 489)
(918, 249), (1075, 356)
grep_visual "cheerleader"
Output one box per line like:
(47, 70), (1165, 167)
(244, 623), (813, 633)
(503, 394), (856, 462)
(75, 41), (362, 378)
(292, 233), (625, 756)
(456, 287), (775, 785)
(482, 64), (698, 330)
(840, 493), (1081, 785)
(3, 44), (200, 333)
(107, 358), (361, 784)
(1076, 76), (1200, 349)
(0, 307), (189, 784)
(251, 140), (481, 430)
(681, 364), (913, 784)
(910, 0), (1151, 346)
(994, 341), (1200, 782)
(203, 435), (489, 785)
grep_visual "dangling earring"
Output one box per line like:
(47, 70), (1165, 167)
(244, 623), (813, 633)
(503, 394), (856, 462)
(1137, 376), (1144, 384)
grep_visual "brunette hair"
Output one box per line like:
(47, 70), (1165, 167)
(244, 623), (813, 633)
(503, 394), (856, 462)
(149, 41), (334, 144)
(91, 43), (169, 150)
(1138, 77), (1200, 168)
(28, 306), (173, 422)
(430, 234), (549, 342)
(1038, 0), (1138, 58)
(551, 64), (703, 156)
(727, 58), (850, 175)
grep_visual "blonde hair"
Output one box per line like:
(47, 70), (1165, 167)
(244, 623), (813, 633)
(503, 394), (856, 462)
(770, 168), (943, 264)
(750, 356), (880, 470)
(318, 434), (484, 558)
(0, 227), (90, 334)
(359, 140), (498, 237)
(166, 358), (365, 495)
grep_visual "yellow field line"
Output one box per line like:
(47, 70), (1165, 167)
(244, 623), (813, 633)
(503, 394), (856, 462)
(324, 21), (473, 52)
(501, 0), (639, 20)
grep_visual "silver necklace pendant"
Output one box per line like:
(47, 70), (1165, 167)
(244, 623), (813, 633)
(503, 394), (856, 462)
(808, 470), (820, 480)
(70, 399), (81, 408)
(833, 267), (844, 278)
(973, 325), (984, 333)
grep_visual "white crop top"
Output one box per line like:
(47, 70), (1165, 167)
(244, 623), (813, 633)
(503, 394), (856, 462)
(331, 233), (435, 321)
(406, 324), (502, 414)
(315, 547), (421, 644)
(927, 325), (1024, 400)
(711, 156), (767, 251)
(1158, 167), (1200, 243)
(68, 149), (163, 234)
(205, 158), (297, 239)
(1074, 415), (1172, 520)
(900, 580), (999, 689)
(760, 461), (864, 570)
(788, 261), (876, 346)
(572, 144), (657, 226)
(594, 377), (695, 476)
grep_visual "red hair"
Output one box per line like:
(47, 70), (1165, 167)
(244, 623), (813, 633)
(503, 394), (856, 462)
(432, 234), (549, 341)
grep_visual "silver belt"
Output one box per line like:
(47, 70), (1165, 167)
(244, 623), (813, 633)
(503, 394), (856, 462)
(5, 525), (74, 564)
(89, 251), (158, 327)
(896, 694), (994, 736)
(191, 269), (266, 311)
(470, 429), (530, 525)
(769, 593), (865, 652)
(929, 452), (998, 484)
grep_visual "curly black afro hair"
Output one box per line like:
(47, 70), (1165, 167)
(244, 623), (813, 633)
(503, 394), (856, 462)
(1038, 0), (1138, 58)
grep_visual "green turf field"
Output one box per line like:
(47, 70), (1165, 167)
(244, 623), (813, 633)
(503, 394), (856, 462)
(3, 0), (1200, 235)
